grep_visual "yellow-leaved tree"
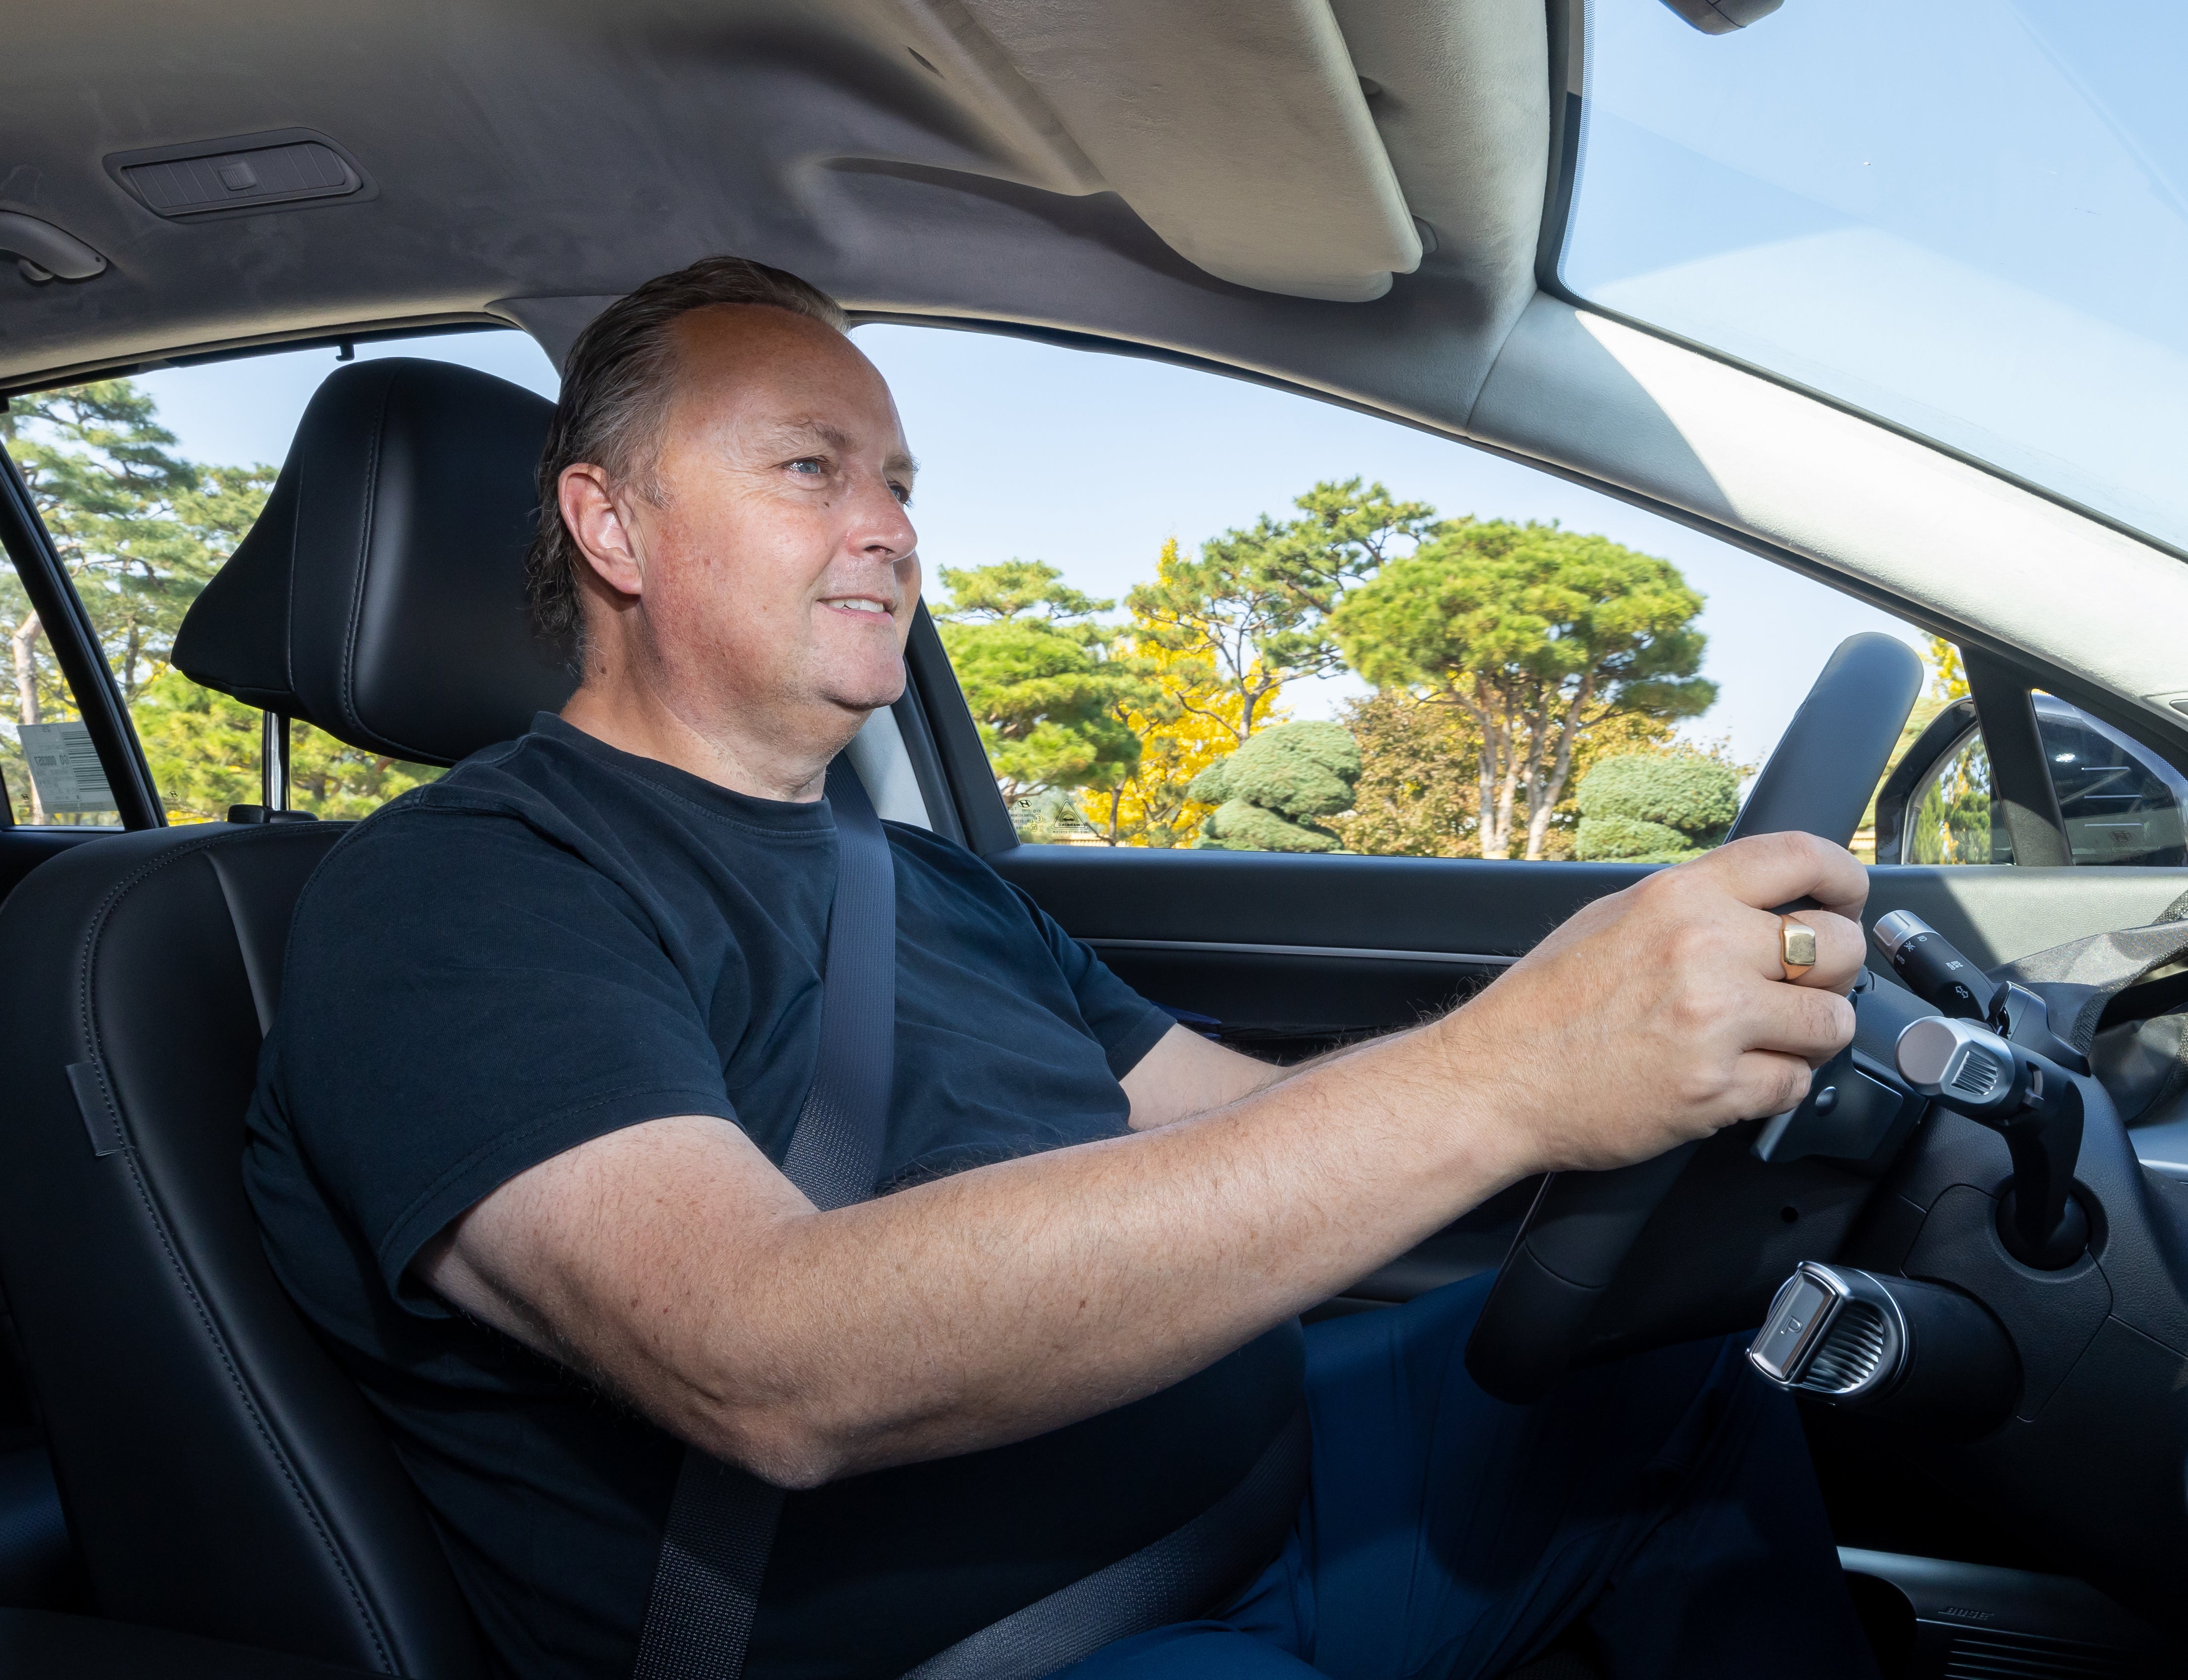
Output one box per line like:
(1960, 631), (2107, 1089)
(1079, 539), (1285, 846)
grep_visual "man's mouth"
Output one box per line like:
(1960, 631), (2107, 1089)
(820, 596), (893, 616)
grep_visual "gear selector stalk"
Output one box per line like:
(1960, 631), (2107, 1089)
(1896, 1015), (2088, 1268)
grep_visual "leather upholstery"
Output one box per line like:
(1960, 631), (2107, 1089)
(0, 823), (481, 1677)
(172, 358), (575, 767)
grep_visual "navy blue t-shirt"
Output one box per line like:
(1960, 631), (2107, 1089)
(244, 715), (1305, 1680)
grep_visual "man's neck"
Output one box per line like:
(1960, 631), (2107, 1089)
(559, 677), (857, 804)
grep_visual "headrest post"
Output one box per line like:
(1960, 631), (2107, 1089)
(261, 711), (291, 812)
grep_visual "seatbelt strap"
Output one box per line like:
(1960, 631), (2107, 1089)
(898, 1407), (1310, 1680)
(632, 756), (896, 1680)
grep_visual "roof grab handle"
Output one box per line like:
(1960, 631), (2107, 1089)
(0, 212), (109, 284)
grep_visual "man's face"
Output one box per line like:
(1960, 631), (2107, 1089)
(608, 305), (920, 729)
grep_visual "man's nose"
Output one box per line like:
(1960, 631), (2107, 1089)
(850, 474), (917, 559)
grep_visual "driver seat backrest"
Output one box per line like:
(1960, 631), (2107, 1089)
(0, 360), (575, 1675)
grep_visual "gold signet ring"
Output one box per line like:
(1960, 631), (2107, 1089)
(1780, 915), (1817, 982)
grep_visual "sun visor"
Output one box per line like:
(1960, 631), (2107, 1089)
(939, 0), (1423, 302)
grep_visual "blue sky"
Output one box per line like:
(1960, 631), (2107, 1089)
(137, 322), (1919, 773)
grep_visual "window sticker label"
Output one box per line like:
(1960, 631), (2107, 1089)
(19, 721), (118, 814)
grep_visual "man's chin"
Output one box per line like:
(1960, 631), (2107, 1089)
(817, 661), (908, 718)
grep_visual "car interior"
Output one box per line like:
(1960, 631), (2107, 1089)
(3, 1), (2188, 1678)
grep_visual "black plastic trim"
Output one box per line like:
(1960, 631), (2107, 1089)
(0, 320), (512, 401)
(1872, 698), (1977, 867)
(0, 450), (162, 829)
(902, 602), (1015, 855)
(1965, 649), (2072, 867)
(1533, 0), (1588, 296)
(886, 672), (964, 848)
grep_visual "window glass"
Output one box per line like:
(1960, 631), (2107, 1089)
(1565, 0), (2188, 551)
(2035, 698), (2188, 867)
(1904, 729), (1997, 868)
(0, 559), (117, 828)
(856, 325), (1936, 860)
(5, 329), (558, 823)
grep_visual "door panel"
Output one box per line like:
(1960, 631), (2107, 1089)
(992, 847), (1648, 1035)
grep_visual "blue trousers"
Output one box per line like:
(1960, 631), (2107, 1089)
(1064, 1274), (1878, 1680)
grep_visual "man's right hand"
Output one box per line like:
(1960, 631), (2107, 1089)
(1438, 830), (1869, 1176)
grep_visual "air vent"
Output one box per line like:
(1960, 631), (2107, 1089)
(1801, 1301), (1887, 1394)
(106, 130), (371, 221)
(1941, 1625), (2135, 1677)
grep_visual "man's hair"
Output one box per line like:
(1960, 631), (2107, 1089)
(528, 255), (849, 648)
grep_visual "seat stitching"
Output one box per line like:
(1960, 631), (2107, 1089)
(338, 372), (395, 750)
(71, 827), (400, 1674)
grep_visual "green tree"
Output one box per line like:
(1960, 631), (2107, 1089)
(1331, 520), (1714, 861)
(1127, 479), (1434, 744)
(1189, 721), (1361, 852)
(934, 561), (1148, 807)
(4, 381), (273, 710)
(1332, 693), (1677, 859)
(131, 670), (439, 823)
(1574, 751), (1743, 863)
(0, 380), (274, 821)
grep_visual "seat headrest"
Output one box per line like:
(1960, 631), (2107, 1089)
(174, 358), (576, 768)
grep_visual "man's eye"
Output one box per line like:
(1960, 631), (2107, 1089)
(889, 481), (913, 506)
(788, 458), (826, 476)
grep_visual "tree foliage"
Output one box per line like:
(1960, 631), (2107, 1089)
(1331, 519), (1714, 861)
(1190, 721), (1360, 853)
(1332, 692), (1677, 859)
(1126, 480), (1432, 744)
(934, 561), (1147, 805)
(1574, 752), (1743, 863)
(1077, 539), (1285, 847)
(2, 379), (436, 825)
(4, 382), (272, 709)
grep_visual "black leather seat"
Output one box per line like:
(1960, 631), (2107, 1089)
(0, 360), (574, 1674)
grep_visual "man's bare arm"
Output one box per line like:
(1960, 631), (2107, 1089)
(421, 833), (1867, 1492)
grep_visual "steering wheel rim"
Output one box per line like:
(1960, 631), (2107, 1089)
(1461, 632), (1925, 1405)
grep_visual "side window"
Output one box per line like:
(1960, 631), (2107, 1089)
(862, 325), (1935, 859)
(0, 552), (120, 829)
(5, 331), (557, 823)
(1904, 727), (1995, 867)
(2036, 700), (2188, 868)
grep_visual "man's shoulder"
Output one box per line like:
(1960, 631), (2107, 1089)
(297, 736), (614, 915)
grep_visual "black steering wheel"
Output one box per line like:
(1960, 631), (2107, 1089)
(1462, 632), (1926, 1404)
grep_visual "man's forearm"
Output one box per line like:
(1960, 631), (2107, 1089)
(437, 1016), (1525, 1489)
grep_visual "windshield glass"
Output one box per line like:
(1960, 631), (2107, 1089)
(1563, 0), (2188, 552)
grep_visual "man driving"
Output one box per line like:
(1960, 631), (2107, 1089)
(246, 257), (1880, 1680)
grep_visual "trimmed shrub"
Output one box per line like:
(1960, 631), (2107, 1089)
(1191, 721), (1361, 852)
(1574, 753), (1741, 862)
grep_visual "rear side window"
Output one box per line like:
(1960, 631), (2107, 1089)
(6, 329), (557, 823)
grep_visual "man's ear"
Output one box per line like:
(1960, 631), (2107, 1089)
(559, 464), (646, 599)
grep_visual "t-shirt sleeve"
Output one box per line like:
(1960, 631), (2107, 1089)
(1002, 883), (1175, 1079)
(265, 807), (740, 1313)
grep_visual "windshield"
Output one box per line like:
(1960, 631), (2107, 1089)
(1563, 0), (2188, 552)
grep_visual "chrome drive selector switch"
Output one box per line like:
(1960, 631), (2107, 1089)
(1749, 1262), (2018, 1438)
